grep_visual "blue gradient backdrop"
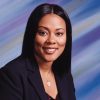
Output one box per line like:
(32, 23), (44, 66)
(0, 0), (100, 100)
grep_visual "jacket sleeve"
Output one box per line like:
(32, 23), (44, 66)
(0, 65), (23, 100)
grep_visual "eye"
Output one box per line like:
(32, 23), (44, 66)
(37, 30), (47, 36)
(55, 32), (64, 36)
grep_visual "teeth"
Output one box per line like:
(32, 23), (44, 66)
(47, 49), (55, 52)
(44, 48), (56, 54)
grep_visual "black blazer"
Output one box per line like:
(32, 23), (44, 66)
(0, 56), (76, 100)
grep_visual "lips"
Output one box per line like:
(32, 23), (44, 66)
(43, 47), (58, 54)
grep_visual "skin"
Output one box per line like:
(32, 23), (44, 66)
(34, 14), (66, 65)
(34, 13), (67, 98)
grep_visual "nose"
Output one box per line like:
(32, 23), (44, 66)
(46, 34), (56, 45)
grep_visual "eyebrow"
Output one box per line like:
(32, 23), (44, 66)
(38, 26), (65, 31)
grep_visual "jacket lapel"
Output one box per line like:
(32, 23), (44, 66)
(55, 74), (69, 100)
(26, 58), (48, 100)
(55, 73), (76, 100)
(28, 69), (48, 100)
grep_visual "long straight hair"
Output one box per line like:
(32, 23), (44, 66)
(21, 3), (72, 76)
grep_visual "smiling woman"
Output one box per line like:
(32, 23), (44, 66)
(34, 14), (66, 62)
(0, 3), (76, 100)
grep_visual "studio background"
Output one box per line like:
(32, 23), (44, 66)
(0, 0), (100, 100)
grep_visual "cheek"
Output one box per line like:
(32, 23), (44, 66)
(34, 37), (41, 51)
(34, 35), (47, 51)
(58, 36), (66, 47)
(35, 34), (43, 45)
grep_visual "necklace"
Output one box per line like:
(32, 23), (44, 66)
(39, 69), (52, 87)
(45, 72), (52, 87)
(46, 80), (51, 87)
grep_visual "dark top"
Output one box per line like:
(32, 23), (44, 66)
(46, 93), (61, 100)
(0, 56), (76, 100)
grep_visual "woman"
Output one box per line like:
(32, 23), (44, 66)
(0, 3), (76, 100)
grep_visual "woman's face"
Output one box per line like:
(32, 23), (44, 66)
(34, 14), (66, 63)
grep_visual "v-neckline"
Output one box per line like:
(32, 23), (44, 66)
(39, 70), (59, 100)
(46, 92), (58, 100)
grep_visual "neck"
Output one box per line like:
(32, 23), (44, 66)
(38, 61), (53, 75)
(34, 55), (53, 74)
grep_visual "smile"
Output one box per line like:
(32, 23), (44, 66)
(43, 47), (58, 54)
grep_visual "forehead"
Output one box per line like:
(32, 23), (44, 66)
(38, 14), (66, 29)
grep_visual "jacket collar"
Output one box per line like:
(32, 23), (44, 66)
(56, 72), (76, 100)
(28, 66), (48, 100)
(26, 58), (48, 100)
(55, 73), (69, 100)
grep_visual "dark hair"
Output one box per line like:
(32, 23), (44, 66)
(21, 3), (72, 76)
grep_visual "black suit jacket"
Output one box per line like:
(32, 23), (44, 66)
(0, 56), (76, 100)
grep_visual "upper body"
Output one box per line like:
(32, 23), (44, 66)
(0, 3), (76, 100)
(0, 56), (76, 100)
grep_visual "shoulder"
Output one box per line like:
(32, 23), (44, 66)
(0, 56), (33, 84)
(0, 56), (35, 88)
(0, 55), (36, 81)
(0, 56), (28, 99)
(0, 56), (30, 74)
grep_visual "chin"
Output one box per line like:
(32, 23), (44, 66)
(44, 56), (59, 62)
